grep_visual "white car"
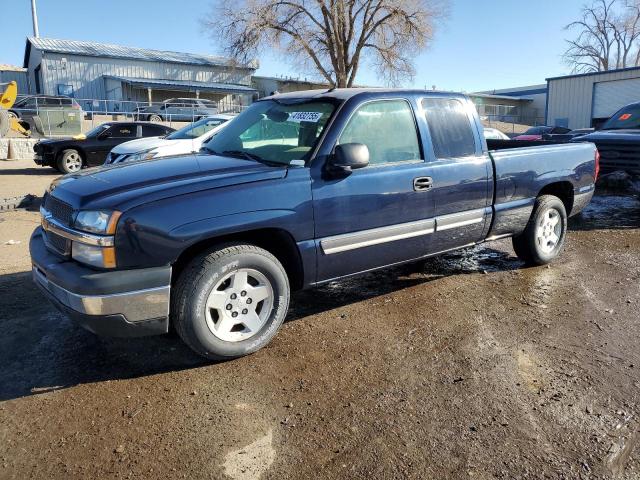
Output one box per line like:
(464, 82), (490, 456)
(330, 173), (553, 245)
(105, 114), (234, 164)
(483, 128), (510, 140)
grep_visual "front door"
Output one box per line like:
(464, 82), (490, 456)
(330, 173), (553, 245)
(420, 97), (492, 252)
(312, 98), (435, 282)
(87, 124), (137, 166)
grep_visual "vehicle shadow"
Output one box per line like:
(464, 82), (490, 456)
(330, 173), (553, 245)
(0, 245), (520, 402)
(0, 167), (59, 176)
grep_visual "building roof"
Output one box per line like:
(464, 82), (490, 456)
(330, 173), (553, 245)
(105, 76), (257, 94)
(475, 84), (547, 97)
(0, 64), (27, 72)
(468, 92), (533, 102)
(24, 37), (258, 70)
(546, 65), (640, 81)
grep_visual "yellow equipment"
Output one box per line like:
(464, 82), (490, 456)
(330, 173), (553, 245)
(0, 81), (30, 138)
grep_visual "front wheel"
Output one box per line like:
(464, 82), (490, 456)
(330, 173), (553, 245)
(172, 244), (290, 360)
(148, 114), (162, 122)
(57, 149), (83, 174)
(512, 194), (568, 265)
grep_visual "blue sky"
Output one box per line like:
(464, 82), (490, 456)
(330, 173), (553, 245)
(0, 0), (587, 92)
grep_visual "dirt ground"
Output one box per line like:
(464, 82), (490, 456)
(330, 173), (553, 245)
(0, 190), (639, 479)
(0, 159), (59, 201)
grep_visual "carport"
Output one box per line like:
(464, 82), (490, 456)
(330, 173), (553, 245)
(103, 75), (257, 112)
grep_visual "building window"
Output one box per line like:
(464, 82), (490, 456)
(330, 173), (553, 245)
(57, 84), (73, 96)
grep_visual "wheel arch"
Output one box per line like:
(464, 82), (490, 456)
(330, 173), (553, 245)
(537, 181), (574, 214)
(171, 228), (305, 291)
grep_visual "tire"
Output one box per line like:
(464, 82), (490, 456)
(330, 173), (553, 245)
(512, 195), (568, 266)
(57, 149), (83, 174)
(148, 114), (162, 122)
(7, 111), (18, 120)
(172, 244), (290, 360)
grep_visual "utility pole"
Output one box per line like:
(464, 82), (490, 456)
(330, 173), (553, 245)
(31, 0), (40, 37)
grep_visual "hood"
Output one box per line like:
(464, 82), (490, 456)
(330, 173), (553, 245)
(577, 129), (640, 142)
(49, 154), (288, 211)
(36, 137), (76, 145)
(111, 136), (171, 154)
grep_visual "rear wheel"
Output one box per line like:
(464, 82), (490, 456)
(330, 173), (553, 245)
(57, 149), (83, 174)
(172, 244), (290, 360)
(512, 195), (567, 265)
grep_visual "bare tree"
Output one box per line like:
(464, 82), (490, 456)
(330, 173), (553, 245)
(204, 0), (448, 87)
(564, 0), (640, 72)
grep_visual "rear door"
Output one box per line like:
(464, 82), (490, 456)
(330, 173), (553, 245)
(420, 97), (492, 252)
(311, 97), (436, 282)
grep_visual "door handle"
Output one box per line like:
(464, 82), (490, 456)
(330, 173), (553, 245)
(413, 176), (433, 191)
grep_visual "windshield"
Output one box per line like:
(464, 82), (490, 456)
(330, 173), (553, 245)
(602, 104), (640, 130)
(166, 117), (228, 140)
(85, 124), (110, 137)
(202, 99), (337, 165)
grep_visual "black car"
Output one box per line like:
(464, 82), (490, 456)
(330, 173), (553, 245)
(34, 122), (175, 173)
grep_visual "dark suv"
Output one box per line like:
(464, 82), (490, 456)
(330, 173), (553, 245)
(9, 95), (83, 124)
(135, 98), (219, 122)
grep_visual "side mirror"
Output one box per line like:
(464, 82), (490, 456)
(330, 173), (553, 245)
(327, 143), (369, 175)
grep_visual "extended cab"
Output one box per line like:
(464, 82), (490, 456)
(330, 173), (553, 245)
(30, 89), (598, 360)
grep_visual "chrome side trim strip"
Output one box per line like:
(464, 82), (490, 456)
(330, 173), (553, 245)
(435, 208), (486, 231)
(40, 208), (114, 247)
(33, 266), (170, 323)
(321, 218), (435, 255)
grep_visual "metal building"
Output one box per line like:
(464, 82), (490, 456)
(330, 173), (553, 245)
(0, 64), (29, 93)
(22, 37), (258, 112)
(546, 66), (640, 129)
(476, 84), (547, 125)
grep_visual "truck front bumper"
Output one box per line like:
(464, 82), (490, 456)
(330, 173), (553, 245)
(30, 227), (171, 337)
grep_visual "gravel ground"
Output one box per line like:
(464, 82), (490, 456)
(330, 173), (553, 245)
(0, 193), (639, 480)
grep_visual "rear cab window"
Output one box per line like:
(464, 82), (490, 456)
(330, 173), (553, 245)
(421, 97), (477, 159)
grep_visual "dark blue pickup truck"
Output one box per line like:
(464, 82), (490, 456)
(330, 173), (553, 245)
(30, 89), (599, 359)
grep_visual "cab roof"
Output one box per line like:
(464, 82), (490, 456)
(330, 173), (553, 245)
(263, 88), (469, 102)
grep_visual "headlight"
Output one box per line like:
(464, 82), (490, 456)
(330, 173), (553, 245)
(74, 210), (120, 234)
(127, 150), (159, 162)
(72, 210), (121, 268)
(72, 242), (117, 268)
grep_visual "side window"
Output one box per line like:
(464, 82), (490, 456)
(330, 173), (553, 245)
(338, 100), (421, 165)
(142, 125), (168, 136)
(422, 98), (477, 158)
(110, 125), (136, 138)
(42, 97), (62, 107)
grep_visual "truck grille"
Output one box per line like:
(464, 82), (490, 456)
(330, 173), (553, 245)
(592, 141), (640, 173)
(43, 193), (74, 226)
(43, 230), (71, 256)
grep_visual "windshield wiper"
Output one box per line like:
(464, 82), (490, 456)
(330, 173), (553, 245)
(200, 145), (220, 155)
(222, 150), (265, 162)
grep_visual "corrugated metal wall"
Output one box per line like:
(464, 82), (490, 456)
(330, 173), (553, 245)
(0, 70), (29, 93)
(37, 52), (254, 101)
(547, 68), (640, 129)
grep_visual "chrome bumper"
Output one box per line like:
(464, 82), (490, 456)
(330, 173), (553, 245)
(32, 265), (170, 323)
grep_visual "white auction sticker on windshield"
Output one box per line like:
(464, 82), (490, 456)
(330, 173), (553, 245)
(288, 112), (323, 123)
